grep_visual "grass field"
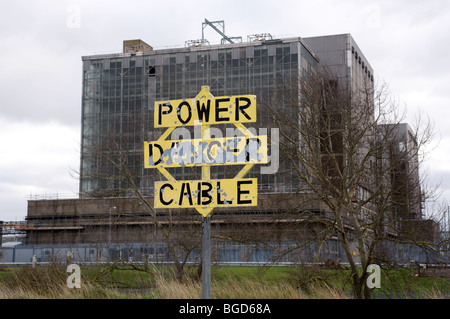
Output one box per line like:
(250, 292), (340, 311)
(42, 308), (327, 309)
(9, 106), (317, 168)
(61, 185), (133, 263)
(0, 263), (448, 299)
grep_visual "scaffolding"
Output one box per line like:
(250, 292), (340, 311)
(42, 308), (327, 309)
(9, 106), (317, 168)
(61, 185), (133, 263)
(0, 221), (29, 235)
(247, 33), (273, 42)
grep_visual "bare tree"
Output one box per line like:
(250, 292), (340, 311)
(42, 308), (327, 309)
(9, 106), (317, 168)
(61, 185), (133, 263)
(77, 114), (201, 282)
(266, 69), (441, 298)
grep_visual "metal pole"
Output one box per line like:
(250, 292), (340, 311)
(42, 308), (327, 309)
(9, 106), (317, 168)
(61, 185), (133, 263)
(109, 206), (116, 245)
(200, 86), (212, 299)
(202, 216), (211, 299)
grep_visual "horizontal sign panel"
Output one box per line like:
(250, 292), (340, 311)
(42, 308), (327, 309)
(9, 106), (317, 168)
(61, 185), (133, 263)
(144, 135), (267, 168)
(154, 95), (256, 127)
(154, 178), (257, 209)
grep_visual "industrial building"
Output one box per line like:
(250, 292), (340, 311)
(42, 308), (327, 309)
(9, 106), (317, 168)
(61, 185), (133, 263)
(1, 22), (441, 265)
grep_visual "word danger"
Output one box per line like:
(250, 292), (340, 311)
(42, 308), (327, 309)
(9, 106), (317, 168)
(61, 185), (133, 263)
(155, 94), (256, 127)
(144, 136), (267, 168)
(154, 178), (257, 209)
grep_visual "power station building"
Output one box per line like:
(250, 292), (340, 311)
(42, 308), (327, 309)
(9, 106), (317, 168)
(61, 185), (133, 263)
(17, 28), (438, 264)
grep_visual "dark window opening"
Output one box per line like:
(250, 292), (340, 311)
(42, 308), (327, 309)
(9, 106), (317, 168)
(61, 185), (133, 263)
(148, 65), (156, 77)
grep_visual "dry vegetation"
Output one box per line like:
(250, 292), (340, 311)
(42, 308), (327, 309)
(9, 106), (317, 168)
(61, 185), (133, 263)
(0, 264), (348, 299)
(0, 263), (447, 299)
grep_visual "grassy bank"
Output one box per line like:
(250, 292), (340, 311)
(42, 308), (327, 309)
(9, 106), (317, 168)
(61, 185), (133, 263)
(0, 264), (448, 299)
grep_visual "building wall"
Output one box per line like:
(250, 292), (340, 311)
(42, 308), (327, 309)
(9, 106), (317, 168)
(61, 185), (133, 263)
(303, 33), (374, 93)
(25, 193), (363, 263)
(400, 219), (440, 243)
(391, 123), (422, 220)
(303, 34), (377, 206)
(26, 193), (336, 245)
(377, 123), (423, 221)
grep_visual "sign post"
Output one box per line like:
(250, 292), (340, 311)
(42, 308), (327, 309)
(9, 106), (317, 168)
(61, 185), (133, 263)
(202, 215), (211, 299)
(144, 86), (266, 298)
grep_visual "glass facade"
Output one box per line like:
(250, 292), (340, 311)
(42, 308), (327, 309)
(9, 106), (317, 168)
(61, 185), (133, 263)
(80, 39), (318, 197)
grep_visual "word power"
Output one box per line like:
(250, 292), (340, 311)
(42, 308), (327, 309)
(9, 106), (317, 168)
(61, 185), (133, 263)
(155, 94), (256, 127)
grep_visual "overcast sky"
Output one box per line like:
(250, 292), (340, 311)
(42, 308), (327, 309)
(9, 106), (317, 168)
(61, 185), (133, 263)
(1, 0), (449, 223)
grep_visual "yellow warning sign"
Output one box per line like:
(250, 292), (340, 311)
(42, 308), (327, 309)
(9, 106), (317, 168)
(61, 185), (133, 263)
(144, 86), (264, 217)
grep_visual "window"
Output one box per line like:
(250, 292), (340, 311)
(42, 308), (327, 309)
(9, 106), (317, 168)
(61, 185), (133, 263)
(148, 65), (156, 77)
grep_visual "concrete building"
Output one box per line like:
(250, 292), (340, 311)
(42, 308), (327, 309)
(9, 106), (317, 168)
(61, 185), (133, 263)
(388, 123), (423, 220)
(21, 31), (437, 264)
(79, 36), (320, 197)
(379, 123), (439, 243)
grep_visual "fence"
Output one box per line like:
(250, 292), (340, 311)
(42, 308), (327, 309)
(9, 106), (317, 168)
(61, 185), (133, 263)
(0, 240), (446, 266)
(0, 242), (309, 265)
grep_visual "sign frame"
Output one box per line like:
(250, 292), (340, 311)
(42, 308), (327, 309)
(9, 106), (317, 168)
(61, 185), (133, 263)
(145, 85), (264, 217)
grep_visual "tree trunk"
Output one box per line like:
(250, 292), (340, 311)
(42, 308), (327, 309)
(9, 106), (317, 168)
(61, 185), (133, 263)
(167, 242), (185, 282)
